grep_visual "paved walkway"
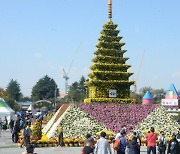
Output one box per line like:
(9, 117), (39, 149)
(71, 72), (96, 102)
(0, 130), (148, 154)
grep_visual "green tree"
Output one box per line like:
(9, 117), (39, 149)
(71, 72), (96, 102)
(139, 86), (153, 96)
(64, 76), (87, 102)
(67, 82), (80, 102)
(6, 79), (21, 101)
(84, 21), (134, 103)
(31, 75), (59, 103)
(153, 88), (165, 103)
(0, 88), (9, 100)
(78, 76), (86, 93)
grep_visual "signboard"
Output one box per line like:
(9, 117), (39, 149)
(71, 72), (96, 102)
(161, 99), (179, 106)
(109, 89), (117, 98)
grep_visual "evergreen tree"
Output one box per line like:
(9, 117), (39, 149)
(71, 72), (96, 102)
(64, 76), (87, 102)
(31, 75), (59, 102)
(6, 79), (21, 101)
(67, 82), (80, 102)
(84, 21), (134, 103)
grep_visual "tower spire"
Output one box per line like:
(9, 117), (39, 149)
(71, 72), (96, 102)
(108, 0), (112, 20)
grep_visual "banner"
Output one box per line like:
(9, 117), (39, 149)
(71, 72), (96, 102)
(161, 99), (178, 106)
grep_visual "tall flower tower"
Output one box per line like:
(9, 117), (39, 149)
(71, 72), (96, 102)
(84, 0), (134, 103)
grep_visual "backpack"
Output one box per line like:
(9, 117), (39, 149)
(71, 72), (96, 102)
(113, 138), (121, 151)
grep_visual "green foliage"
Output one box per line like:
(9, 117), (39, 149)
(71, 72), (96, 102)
(0, 88), (9, 100)
(6, 79), (21, 101)
(5, 80), (22, 110)
(85, 21), (134, 103)
(32, 119), (42, 140)
(65, 76), (87, 102)
(31, 75), (59, 102)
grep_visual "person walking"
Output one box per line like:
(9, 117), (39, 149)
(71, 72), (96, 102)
(9, 119), (14, 133)
(115, 125), (126, 140)
(12, 120), (20, 143)
(167, 133), (180, 154)
(117, 131), (126, 154)
(84, 133), (94, 146)
(23, 124), (32, 147)
(157, 131), (167, 154)
(2, 116), (8, 131)
(127, 136), (140, 154)
(0, 118), (2, 137)
(84, 140), (94, 154)
(94, 131), (112, 154)
(176, 128), (180, 147)
(145, 127), (157, 154)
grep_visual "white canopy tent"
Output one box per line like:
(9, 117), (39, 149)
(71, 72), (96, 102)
(0, 98), (15, 123)
(27, 104), (36, 115)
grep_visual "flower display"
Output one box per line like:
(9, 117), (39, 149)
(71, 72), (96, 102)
(78, 103), (158, 133)
(59, 104), (107, 138)
(32, 119), (42, 140)
(43, 103), (179, 142)
(133, 105), (179, 137)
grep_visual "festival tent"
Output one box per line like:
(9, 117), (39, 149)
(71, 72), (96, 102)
(0, 98), (15, 122)
(27, 104), (36, 115)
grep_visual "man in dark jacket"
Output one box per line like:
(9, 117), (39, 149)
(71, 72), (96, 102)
(127, 137), (140, 154)
(12, 120), (20, 143)
(167, 133), (180, 154)
(176, 128), (180, 147)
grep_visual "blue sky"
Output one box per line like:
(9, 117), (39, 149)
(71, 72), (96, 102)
(0, 0), (180, 96)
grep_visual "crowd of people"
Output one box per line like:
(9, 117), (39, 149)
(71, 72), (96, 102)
(82, 126), (180, 154)
(1, 116), (180, 154)
(0, 113), (44, 150)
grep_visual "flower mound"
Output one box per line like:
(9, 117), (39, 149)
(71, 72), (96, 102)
(78, 103), (158, 133)
(134, 105), (179, 137)
(60, 104), (107, 138)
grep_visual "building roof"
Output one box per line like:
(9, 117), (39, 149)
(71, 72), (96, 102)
(165, 83), (178, 97)
(143, 91), (153, 99)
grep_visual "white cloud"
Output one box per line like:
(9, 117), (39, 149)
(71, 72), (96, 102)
(34, 52), (43, 59)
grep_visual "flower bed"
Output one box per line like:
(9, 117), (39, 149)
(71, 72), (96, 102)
(43, 103), (178, 142)
(58, 104), (107, 138)
(17, 133), (58, 148)
(78, 103), (158, 133)
(133, 105), (179, 137)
